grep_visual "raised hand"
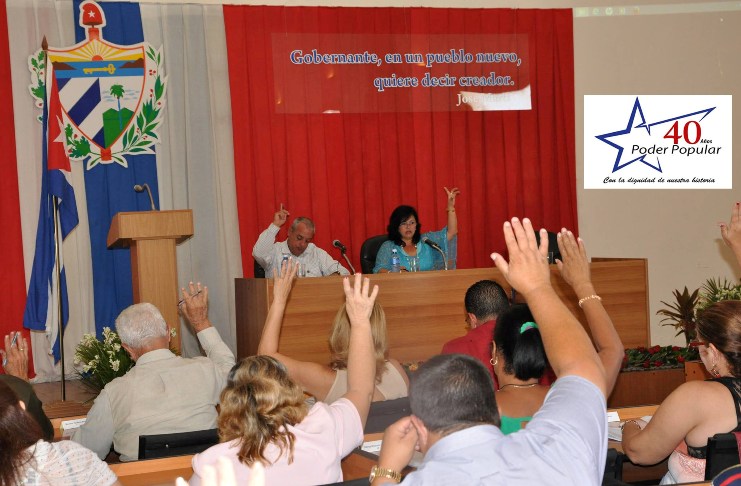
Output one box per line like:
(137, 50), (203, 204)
(490, 217), (551, 298)
(273, 203), (290, 228)
(1, 332), (29, 381)
(444, 186), (460, 209)
(556, 229), (592, 294)
(179, 281), (211, 332)
(720, 202), (741, 252)
(343, 273), (379, 324)
(271, 259), (298, 304)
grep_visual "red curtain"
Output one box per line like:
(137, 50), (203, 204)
(0, 0), (34, 374)
(224, 6), (577, 276)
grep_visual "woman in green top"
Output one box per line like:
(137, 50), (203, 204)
(492, 229), (624, 434)
(492, 305), (550, 434)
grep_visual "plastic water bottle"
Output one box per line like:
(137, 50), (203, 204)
(390, 249), (401, 273)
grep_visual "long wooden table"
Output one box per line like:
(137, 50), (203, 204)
(236, 260), (650, 363)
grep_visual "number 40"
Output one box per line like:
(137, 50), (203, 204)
(663, 120), (701, 144)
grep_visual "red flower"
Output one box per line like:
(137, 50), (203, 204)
(673, 346), (681, 351)
(678, 356), (685, 363)
(642, 362), (650, 368)
(654, 361), (664, 367)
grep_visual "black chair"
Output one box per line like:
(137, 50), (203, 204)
(360, 234), (388, 274)
(705, 432), (741, 480)
(364, 397), (411, 434)
(602, 448), (627, 485)
(254, 258), (266, 278)
(138, 428), (219, 460)
(533, 230), (561, 263)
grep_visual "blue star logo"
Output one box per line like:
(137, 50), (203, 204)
(595, 97), (715, 174)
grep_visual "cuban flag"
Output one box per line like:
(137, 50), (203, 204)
(22, 70), (79, 362)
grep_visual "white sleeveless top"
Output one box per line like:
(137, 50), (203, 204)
(323, 361), (408, 404)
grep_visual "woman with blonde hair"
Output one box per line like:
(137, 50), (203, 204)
(257, 260), (408, 403)
(191, 274), (379, 485)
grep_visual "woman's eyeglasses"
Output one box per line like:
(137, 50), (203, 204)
(399, 220), (417, 228)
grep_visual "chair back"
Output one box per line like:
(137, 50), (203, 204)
(254, 259), (266, 278)
(705, 432), (741, 480)
(364, 397), (411, 434)
(138, 428), (219, 460)
(534, 230), (561, 263)
(360, 235), (388, 274)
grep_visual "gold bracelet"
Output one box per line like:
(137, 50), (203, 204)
(620, 419), (643, 431)
(578, 294), (602, 308)
(447, 208), (455, 213)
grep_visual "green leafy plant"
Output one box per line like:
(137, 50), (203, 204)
(698, 277), (741, 312)
(657, 287), (700, 345)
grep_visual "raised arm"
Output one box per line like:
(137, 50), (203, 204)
(256, 260), (336, 399)
(556, 229), (624, 393)
(252, 205), (290, 268)
(720, 201), (741, 269)
(444, 187), (459, 240)
(179, 282), (235, 378)
(491, 217), (606, 396)
(340, 273), (378, 427)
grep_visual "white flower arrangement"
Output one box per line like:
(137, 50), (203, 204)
(74, 326), (178, 392)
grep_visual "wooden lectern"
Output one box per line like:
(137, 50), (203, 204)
(107, 210), (194, 350)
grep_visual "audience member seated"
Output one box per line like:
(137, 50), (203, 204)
(258, 260), (408, 403)
(623, 300), (741, 483)
(622, 203), (741, 484)
(0, 331), (53, 440)
(370, 218), (612, 485)
(190, 274), (378, 485)
(492, 229), (623, 435)
(0, 381), (120, 485)
(491, 304), (550, 434)
(72, 283), (235, 461)
(440, 280), (509, 386)
(373, 187), (459, 273)
(253, 204), (349, 277)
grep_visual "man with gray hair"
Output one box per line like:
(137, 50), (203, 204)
(253, 204), (350, 277)
(72, 283), (234, 461)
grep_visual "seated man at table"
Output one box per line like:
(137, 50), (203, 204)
(370, 218), (609, 485)
(72, 284), (235, 461)
(440, 279), (509, 385)
(253, 205), (350, 277)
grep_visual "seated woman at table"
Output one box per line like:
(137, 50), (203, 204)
(373, 187), (459, 273)
(0, 381), (120, 486)
(257, 260), (408, 403)
(622, 300), (741, 484)
(191, 274), (378, 485)
(492, 229), (624, 434)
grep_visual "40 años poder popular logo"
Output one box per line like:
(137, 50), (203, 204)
(28, 0), (166, 169)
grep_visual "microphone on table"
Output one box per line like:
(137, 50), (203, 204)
(332, 239), (356, 275)
(133, 183), (157, 211)
(423, 237), (448, 271)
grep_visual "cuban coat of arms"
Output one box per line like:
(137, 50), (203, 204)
(28, 0), (166, 169)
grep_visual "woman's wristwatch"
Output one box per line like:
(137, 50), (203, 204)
(369, 465), (402, 483)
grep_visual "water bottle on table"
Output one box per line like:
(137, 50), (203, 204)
(390, 249), (401, 273)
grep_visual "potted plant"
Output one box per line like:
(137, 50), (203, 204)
(657, 287), (700, 345)
(698, 277), (741, 312)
